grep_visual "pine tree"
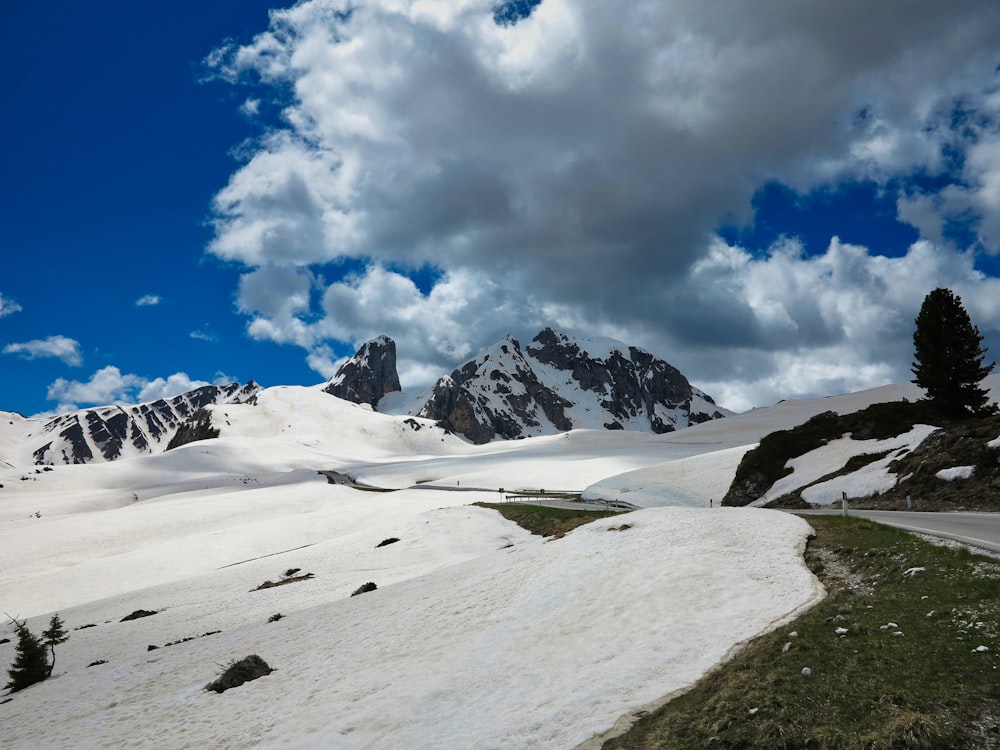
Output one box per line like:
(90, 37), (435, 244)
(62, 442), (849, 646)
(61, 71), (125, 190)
(41, 614), (69, 678)
(912, 288), (996, 417)
(4, 618), (50, 693)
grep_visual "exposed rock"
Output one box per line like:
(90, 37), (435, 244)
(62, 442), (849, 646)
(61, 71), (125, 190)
(324, 336), (401, 407)
(165, 409), (219, 451)
(120, 609), (158, 622)
(416, 328), (729, 444)
(14, 382), (260, 467)
(206, 655), (274, 693)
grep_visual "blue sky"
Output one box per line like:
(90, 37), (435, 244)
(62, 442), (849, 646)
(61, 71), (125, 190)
(4, 0), (1000, 416)
(3, 0), (322, 414)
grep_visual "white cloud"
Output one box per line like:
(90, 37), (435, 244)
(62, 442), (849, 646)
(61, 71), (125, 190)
(204, 0), (1000, 407)
(895, 92), (1000, 252)
(305, 345), (346, 380)
(190, 329), (221, 343)
(137, 373), (211, 402)
(673, 237), (1000, 409)
(239, 97), (261, 116)
(236, 262), (551, 388)
(237, 264), (316, 347)
(701, 352), (897, 414)
(0, 292), (22, 318)
(227, 236), (1000, 408)
(47, 366), (145, 411)
(136, 294), (162, 307)
(46, 367), (212, 411)
(3, 335), (83, 366)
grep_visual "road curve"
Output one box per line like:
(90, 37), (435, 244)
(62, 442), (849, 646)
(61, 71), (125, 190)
(795, 509), (1000, 555)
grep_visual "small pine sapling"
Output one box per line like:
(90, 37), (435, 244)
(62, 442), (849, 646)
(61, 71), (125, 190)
(41, 614), (69, 677)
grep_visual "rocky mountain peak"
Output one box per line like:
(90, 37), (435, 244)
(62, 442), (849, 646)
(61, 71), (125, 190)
(415, 328), (729, 443)
(324, 336), (401, 407)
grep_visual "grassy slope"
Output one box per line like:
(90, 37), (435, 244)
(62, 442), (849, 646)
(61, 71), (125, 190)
(723, 401), (1000, 511)
(475, 502), (619, 538)
(604, 516), (1000, 749)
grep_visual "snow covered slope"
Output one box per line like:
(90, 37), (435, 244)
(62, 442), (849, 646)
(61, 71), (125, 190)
(3, 375), (994, 747)
(0, 378), (826, 748)
(0, 486), (820, 750)
(0, 381), (260, 468)
(584, 374), (1000, 509)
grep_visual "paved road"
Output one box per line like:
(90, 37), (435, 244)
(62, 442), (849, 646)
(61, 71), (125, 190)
(796, 509), (1000, 555)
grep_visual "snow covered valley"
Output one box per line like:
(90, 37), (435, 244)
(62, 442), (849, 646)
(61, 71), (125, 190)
(2, 380), (985, 748)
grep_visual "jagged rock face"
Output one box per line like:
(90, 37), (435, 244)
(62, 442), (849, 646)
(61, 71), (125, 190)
(165, 409), (220, 451)
(324, 336), (401, 407)
(16, 382), (260, 466)
(416, 328), (729, 444)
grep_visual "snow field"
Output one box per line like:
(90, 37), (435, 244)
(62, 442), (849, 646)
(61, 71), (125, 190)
(0, 481), (523, 619)
(9, 379), (967, 748)
(1, 505), (822, 750)
(583, 445), (753, 507)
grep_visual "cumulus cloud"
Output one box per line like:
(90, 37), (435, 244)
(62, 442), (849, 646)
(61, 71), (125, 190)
(46, 366), (211, 412)
(3, 335), (83, 366)
(895, 91), (1000, 252)
(672, 237), (1000, 409)
(205, 0), (1000, 408)
(136, 294), (162, 307)
(47, 366), (145, 410)
(0, 292), (22, 318)
(137, 373), (211, 402)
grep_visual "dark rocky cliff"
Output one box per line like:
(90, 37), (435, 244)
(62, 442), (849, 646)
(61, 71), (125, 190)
(323, 336), (401, 407)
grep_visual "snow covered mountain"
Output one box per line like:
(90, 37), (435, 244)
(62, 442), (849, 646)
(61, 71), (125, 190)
(417, 328), (730, 443)
(2, 374), (997, 748)
(329, 328), (730, 444)
(0, 382), (821, 750)
(0, 381), (260, 468)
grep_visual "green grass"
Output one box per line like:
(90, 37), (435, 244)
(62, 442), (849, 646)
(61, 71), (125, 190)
(475, 502), (619, 538)
(604, 516), (1000, 749)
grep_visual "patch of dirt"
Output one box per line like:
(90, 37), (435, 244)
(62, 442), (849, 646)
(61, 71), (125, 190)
(804, 543), (875, 597)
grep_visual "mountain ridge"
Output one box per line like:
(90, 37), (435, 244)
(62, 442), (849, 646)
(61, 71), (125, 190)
(328, 327), (730, 443)
(1, 382), (260, 468)
(2, 327), (727, 466)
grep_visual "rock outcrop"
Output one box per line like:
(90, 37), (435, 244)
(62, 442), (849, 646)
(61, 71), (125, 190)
(3, 382), (260, 467)
(416, 328), (729, 444)
(323, 336), (401, 407)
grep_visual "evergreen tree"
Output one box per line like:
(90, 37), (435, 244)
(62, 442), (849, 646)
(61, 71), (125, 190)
(912, 288), (996, 417)
(4, 618), (50, 693)
(41, 614), (69, 678)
